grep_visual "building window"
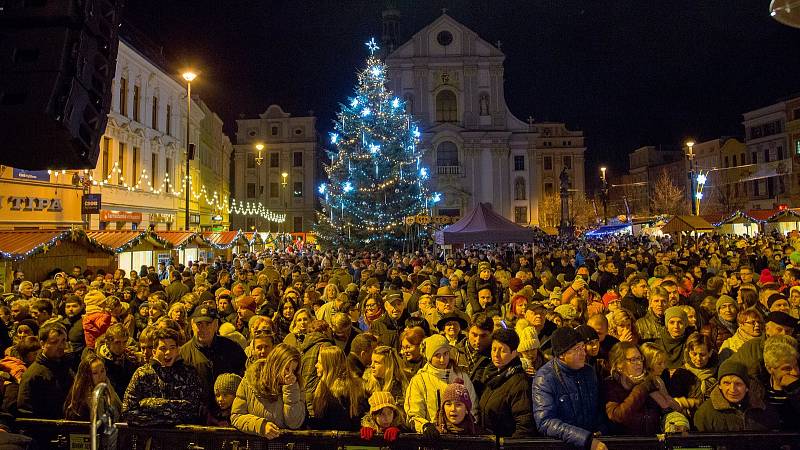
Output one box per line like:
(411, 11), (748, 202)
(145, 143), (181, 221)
(724, 156), (729, 168)
(151, 96), (158, 130)
(246, 153), (256, 169)
(563, 155), (572, 169)
(151, 155), (158, 187)
(543, 156), (553, 171)
(751, 152), (757, 164)
(270, 182), (279, 198)
(778, 146), (784, 160)
(764, 148), (770, 163)
(293, 216), (303, 233)
(247, 183), (256, 198)
(514, 206), (528, 224)
(732, 154), (737, 166)
(514, 178), (526, 200)
(435, 90), (458, 123)
(119, 77), (128, 116)
(544, 182), (554, 195)
(132, 85), (141, 121)
(165, 157), (172, 192)
(514, 155), (525, 171)
(132, 147), (139, 183)
(293, 151), (303, 167)
(796, 140), (800, 155)
(102, 137), (110, 179)
(118, 142), (126, 184)
(293, 181), (303, 198)
(436, 141), (459, 167)
(271, 126), (279, 136)
(270, 153), (279, 168)
(166, 104), (172, 135)
(753, 180), (759, 196)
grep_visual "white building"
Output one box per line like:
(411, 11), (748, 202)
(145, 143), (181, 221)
(232, 105), (317, 234)
(88, 39), (205, 231)
(384, 13), (585, 224)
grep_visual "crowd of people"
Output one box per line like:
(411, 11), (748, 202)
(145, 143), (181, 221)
(1, 232), (799, 450)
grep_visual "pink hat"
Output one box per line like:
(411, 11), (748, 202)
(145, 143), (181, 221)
(759, 268), (775, 285)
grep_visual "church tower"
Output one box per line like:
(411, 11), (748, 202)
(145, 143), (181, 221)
(381, 5), (401, 55)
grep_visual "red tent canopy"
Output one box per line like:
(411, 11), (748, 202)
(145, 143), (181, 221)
(434, 203), (535, 244)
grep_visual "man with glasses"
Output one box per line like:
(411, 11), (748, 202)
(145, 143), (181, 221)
(532, 327), (607, 450)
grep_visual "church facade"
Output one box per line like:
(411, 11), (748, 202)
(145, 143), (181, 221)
(384, 13), (586, 226)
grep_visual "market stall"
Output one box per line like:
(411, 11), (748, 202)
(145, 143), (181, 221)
(661, 215), (715, 244)
(714, 211), (759, 236)
(0, 229), (113, 289)
(153, 231), (211, 267)
(84, 230), (171, 274)
(200, 230), (246, 261)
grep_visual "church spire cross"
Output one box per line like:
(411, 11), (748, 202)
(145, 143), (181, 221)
(441, 7), (448, 14)
(495, 40), (502, 49)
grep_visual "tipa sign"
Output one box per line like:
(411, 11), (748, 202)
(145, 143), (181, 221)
(0, 196), (63, 212)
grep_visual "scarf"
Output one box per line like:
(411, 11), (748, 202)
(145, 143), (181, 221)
(684, 362), (717, 397)
(365, 306), (384, 325)
(717, 316), (737, 335)
(658, 330), (687, 369)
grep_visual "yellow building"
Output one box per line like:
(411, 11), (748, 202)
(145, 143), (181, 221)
(0, 168), (84, 230)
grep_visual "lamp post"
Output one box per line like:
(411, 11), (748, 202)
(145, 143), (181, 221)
(281, 171), (288, 251)
(600, 166), (608, 225)
(685, 140), (696, 216)
(182, 71), (197, 231)
(255, 143), (264, 166)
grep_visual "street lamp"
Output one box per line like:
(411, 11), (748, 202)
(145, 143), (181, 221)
(182, 71), (197, 231)
(255, 143), (264, 166)
(600, 166), (609, 225)
(685, 140), (697, 216)
(281, 171), (288, 251)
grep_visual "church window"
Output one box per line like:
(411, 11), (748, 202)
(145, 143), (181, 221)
(514, 178), (526, 200)
(436, 141), (459, 167)
(436, 90), (458, 123)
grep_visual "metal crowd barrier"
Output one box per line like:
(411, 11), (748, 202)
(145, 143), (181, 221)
(13, 419), (800, 450)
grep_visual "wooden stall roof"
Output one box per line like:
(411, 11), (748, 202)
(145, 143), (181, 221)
(747, 209), (777, 222)
(0, 230), (72, 260)
(661, 215), (714, 234)
(200, 230), (244, 249)
(243, 232), (264, 245)
(154, 231), (200, 248)
(715, 210), (760, 226)
(84, 230), (170, 253)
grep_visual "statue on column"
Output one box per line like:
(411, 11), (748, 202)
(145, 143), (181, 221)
(559, 167), (572, 237)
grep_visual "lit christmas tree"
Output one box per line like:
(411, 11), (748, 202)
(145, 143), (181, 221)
(314, 38), (439, 249)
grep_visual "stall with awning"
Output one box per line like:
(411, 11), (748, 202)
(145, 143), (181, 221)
(153, 231), (209, 267)
(84, 230), (171, 274)
(714, 210), (759, 236)
(434, 203), (535, 245)
(0, 229), (113, 289)
(241, 231), (265, 254)
(762, 209), (800, 235)
(661, 216), (715, 242)
(200, 230), (246, 260)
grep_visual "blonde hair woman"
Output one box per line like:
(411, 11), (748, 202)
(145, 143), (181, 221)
(363, 345), (410, 407)
(309, 345), (367, 431)
(231, 343), (305, 439)
(283, 308), (313, 349)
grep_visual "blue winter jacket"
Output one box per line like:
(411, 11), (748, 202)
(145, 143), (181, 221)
(532, 358), (603, 448)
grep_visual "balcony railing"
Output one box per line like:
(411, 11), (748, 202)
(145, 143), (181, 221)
(437, 165), (462, 175)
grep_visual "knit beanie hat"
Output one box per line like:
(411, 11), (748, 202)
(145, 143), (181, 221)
(715, 295), (736, 312)
(237, 295), (257, 312)
(554, 304), (577, 321)
(423, 334), (451, 361)
(664, 306), (688, 324)
(368, 391), (402, 415)
(759, 268), (775, 285)
(492, 327), (520, 351)
(717, 360), (749, 387)
(602, 291), (621, 308)
(767, 293), (788, 310)
(214, 373), (242, 396)
(517, 326), (541, 352)
(83, 289), (107, 313)
(441, 381), (472, 411)
(477, 262), (491, 273)
(663, 411), (690, 432)
(550, 327), (583, 357)
(575, 324), (599, 342)
(509, 278), (524, 293)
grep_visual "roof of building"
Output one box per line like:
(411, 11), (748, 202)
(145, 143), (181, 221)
(0, 230), (72, 261)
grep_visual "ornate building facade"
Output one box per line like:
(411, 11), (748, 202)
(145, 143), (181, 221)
(384, 13), (585, 224)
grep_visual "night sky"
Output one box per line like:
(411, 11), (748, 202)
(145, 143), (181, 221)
(126, 1), (800, 190)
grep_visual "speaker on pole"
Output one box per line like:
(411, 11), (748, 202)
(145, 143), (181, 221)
(0, 0), (125, 170)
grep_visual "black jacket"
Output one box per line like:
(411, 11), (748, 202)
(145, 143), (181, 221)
(179, 335), (246, 413)
(368, 311), (409, 350)
(17, 353), (74, 418)
(477, 358), (535, 438)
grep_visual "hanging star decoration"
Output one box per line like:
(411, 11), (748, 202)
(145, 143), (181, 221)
(365, 37), (380, 55)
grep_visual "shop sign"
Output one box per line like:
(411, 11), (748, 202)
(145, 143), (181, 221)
(0, 196), (63, 212)
(81, 194), (101, 214)
(100, 210), (142, 222)
(157, 253), (172, 266)
(12, 168), (50, 182)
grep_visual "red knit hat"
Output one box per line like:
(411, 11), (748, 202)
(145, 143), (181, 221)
(602, 291), (621, 308)
(759, 268), (775, 285)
